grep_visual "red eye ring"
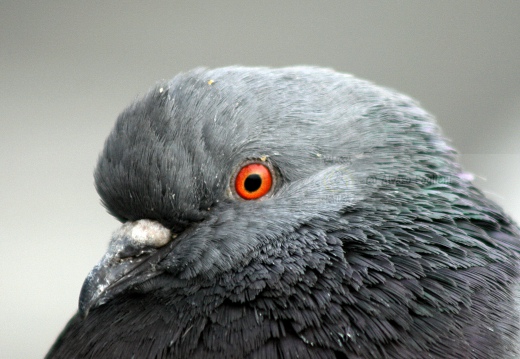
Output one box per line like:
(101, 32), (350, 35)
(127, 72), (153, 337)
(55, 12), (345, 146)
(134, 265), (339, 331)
(234, 163), (273, 200)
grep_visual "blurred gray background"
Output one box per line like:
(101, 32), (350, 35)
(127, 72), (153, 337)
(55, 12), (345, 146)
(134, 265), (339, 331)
(1, 2), (519, 358)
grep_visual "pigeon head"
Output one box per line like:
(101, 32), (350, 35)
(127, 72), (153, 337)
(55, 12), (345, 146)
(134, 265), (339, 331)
(50, 67), (520, 359)
(87, 66), (454, 305)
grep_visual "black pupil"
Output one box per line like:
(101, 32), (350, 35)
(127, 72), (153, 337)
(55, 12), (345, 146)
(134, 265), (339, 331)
(244, 174), (262, 192)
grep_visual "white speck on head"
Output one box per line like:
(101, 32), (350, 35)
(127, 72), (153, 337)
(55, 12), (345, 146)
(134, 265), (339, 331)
(458, 172), (475, 182)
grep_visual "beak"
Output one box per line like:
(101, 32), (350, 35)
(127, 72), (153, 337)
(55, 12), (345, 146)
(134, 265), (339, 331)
(78, 219), (174, 318)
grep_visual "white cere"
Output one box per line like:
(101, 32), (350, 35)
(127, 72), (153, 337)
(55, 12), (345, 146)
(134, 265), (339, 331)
(119, 219), (172, 248)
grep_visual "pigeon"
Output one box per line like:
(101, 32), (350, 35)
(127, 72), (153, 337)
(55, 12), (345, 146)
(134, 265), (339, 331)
(46, 66), (520, 359)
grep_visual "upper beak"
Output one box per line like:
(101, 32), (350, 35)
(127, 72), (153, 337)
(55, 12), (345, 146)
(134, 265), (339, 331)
(78, 219), (174, 318)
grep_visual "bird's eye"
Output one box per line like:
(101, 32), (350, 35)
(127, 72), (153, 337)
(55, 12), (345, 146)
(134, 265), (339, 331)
(234, 162), (273, 200)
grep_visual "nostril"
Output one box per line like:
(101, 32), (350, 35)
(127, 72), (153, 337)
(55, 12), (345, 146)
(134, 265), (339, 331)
(117, 247), (154, 261)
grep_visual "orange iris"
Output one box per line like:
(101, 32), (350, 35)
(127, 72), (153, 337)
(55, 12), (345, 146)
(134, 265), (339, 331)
(234, 163), (272, 200)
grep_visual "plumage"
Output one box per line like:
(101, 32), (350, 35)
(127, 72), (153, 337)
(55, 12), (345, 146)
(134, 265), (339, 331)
(47, 66), (520, 358)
